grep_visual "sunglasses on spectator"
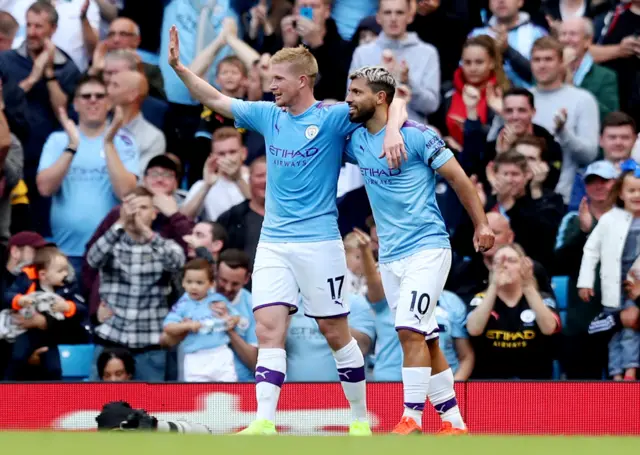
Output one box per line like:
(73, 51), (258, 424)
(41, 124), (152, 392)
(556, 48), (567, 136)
(78, 92), (107, 100)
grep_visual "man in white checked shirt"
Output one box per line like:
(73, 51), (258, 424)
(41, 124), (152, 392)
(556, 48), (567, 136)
(87, 186), (186, 382)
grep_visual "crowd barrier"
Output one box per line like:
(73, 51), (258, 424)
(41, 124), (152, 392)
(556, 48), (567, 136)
(0, 382), (638, 435)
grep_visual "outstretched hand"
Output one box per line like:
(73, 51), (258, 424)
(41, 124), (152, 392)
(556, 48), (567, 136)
(105, 106), (124, 142)
(168, 25), (182, 69)
(58, 107), (80, 149)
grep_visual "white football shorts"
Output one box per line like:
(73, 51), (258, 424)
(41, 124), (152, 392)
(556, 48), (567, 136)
(252, 239), (350, 318)
(380, 248), (451, 340)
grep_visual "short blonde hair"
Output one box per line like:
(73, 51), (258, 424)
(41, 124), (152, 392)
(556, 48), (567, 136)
(270, 45), (319, 86)
(343, 232), (360, 251)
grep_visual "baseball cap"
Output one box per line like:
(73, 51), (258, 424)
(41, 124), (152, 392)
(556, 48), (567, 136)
(7, 231), (50, 249)
(145, 155), (180, 176)
(584, 160), (619, 182)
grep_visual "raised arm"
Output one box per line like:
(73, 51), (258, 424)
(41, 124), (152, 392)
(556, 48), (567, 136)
(168, 26), (234, 119)
(94, 0), (118, 21)
(466, 286), (497, 337)
(87, 224), (123, 269)
(103, 108), (137, 200)
(189, 33), (226, 78)
(225, 19), (261, 73)
(37, 109), (78, 197)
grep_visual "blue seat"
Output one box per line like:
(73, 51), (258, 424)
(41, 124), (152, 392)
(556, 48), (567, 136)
(58, 344), (94, 380)
(552, 276), (570, 310)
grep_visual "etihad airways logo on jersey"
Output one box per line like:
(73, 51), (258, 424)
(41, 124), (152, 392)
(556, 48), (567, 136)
(268, 146), (319, 167)
(486, 329), (537, 348)
(359, 167), (401, 185)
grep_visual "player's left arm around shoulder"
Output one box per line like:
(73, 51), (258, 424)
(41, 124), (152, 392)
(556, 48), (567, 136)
(381, 98), (409, 168)
(437, 158), (488, 229)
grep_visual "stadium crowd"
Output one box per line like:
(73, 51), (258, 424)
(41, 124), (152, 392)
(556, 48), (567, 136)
(0, 0), (639, 383)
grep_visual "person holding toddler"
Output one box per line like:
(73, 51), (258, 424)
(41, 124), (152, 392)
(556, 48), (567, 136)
(163, 258), (246, 382)
(2, 246), (86, 380)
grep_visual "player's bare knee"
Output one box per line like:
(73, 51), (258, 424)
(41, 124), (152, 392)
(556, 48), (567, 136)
(255, 319), (287, 347)
(317, 317), (351, 351)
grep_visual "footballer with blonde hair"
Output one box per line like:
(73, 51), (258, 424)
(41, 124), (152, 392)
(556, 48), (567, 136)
(168, 27), (408, 435)
(345, 66), (494, 435)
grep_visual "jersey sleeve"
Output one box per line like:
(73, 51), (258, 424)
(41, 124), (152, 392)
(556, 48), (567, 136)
(230, 99), (277, 134)
(325, 102), (360, 136)
(347, 295), (376, 342)
(419, 127), (453, 170)
(163, 299), (187, 326)
(37, 133), (66, 172)
(114, 133), (140, 177)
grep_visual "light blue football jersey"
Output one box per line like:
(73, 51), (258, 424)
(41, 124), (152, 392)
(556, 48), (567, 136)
(345, 121), (452, 263)
(285, 294), (376, 381)
(164, 291), (241, 354)
(231, 100), (359, 243)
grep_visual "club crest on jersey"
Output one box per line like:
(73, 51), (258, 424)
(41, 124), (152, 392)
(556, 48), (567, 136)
(520, 309), (536, 324)
(305, 125), (319, 139)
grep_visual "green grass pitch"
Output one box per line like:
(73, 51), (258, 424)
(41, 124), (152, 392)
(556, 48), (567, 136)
(1, 432), (639, 455)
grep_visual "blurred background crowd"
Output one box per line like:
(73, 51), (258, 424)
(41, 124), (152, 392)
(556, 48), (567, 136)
(1, 0), (640, 383)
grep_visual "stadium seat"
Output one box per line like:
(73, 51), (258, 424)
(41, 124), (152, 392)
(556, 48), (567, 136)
(551, 276), (569, 310)
(58, 344), (95, 380)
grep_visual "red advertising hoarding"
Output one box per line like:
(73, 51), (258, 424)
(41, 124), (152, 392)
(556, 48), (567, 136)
(0, 382), (638, 435)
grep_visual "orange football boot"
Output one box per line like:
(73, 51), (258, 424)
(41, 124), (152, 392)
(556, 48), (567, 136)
(391, 416), (422, 435)
(436, 422), (469, 435)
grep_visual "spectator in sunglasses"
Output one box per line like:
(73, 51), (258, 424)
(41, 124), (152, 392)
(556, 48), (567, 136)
(36, 74), (138, 281)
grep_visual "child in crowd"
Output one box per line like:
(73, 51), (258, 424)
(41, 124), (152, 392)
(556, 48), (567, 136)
(163, 258), (245, 382)
(579, 159), (640, 380)
(2, 246), (86, 380)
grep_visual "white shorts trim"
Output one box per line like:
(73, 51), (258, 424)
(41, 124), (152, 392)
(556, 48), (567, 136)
(380, 248), (451, 338)
(251, 240), (350, 319)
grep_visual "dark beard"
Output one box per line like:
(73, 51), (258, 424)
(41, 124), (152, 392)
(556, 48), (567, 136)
(348, 105), (375, 124)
